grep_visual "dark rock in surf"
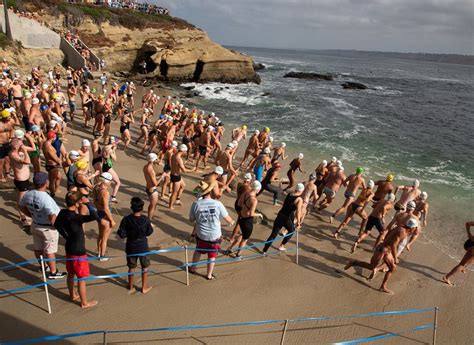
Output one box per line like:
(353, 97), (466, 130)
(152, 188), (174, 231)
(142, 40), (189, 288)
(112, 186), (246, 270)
(253, 62), (266, 71)
(283, 72), (333, 81)
(341, 82), (368, 90)
(183, 86), (195, 91)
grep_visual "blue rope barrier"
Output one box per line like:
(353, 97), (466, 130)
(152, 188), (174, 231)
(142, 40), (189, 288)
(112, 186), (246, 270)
(181, 248), (296, 268)
(2, 309), (435, 345)
(3, 330), (104, 345)
(0, 231), (295, 270)
(291, 307), (435, 323)
(333, 324), (433, 344)
(0, 246), (292, 296)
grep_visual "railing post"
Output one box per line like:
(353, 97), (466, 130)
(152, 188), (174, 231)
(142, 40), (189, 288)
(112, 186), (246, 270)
(432, 307), (438, 345)
(103, 330), (107, 345)
(39, 255), (52, 314)
(280, 319), (289, 345)
(184, 246), (189, 286)
(296, 228), (299, 265)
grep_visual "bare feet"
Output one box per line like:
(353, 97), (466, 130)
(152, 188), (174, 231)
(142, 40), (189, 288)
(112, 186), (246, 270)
(344, 260), (354, 270)
(81, 300), (98, 308)
(442, 276), (455, 286)
(351, 243), (358, 253)
(142, 286), (153, 294)
(379, 286), (394, 295)
(71, 294), (80, 301)
(406, 244), (411, 252)
(329, 216), (334, 224)
(333, 231), (340, 239)
(127, 288), (138, 295)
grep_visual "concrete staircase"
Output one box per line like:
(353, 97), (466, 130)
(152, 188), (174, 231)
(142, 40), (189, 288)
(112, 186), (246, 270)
(0, 6), (60, 48)
(0, 5), (101, 70)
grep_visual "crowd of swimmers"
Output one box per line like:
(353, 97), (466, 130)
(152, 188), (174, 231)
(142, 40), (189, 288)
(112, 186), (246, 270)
(0, 58), (472, 308)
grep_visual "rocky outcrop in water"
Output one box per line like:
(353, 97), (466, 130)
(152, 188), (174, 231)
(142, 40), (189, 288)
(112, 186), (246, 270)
(341, 82), (368, 90)
(283, 72), (333, 81)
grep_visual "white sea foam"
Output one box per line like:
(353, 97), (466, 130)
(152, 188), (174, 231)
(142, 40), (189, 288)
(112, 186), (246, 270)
(181, 82), (264, 106)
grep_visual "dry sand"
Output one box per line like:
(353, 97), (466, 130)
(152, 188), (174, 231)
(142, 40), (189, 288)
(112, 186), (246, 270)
(0, 84), (472, 344)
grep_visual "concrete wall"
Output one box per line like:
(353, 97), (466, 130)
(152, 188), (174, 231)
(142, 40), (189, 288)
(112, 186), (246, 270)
(60, 37), (86, 69)
(0, 6), (60, 48)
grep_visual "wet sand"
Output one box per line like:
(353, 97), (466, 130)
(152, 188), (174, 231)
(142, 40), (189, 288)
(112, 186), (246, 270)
(0, 84), (472, 344)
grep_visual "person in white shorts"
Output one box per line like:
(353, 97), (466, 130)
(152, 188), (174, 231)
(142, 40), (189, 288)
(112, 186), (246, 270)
(19, 172), (66, 279)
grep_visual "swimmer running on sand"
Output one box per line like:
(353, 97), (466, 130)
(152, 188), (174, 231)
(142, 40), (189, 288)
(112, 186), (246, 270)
(442, 221), (474, 286)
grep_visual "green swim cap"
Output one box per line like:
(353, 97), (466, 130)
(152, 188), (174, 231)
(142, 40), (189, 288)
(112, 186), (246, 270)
(356, 167), (364, 174)
(91, 87), (97, 93)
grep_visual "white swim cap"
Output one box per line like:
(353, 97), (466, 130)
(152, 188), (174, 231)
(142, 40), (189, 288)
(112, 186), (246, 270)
(179, 104), (184, 109)
(367, 180), (375, 189)
(211, 112), (215, 117)
(14, 129), (25, 139)
(32, 98), (40, 105)
(226, 143), (235, 149)
(148, 153), (158, 162)
(269, 136), (274, 142)
(214, 166), (224, 175)
(100, 172), (113, 182)
(387, 193), (396, 202)
(185, 107), (189, 111)
(252, 180), (262, 192)
(25, 92), (32, 98)
(201, 120), (207, 125)
(171, 140), (178, 147)
(421, 191), (428, 200)
(255, 130), (260, 135)
(68, 150), (80, 160)
(406, 218), (419, 229)
(331, 156), (337, 163)
(215, 117), (219, 122)
(144, 108), (150, 113)
(175, 101), (180, 106)
(42, 84), (49, 89)
(49, 120), (58, 128)
(231, 140), (238, 146)
(407, 201), (416, 210)
(263, 147), (271, 154)
(336, 160), (342, 167)
(207, 126), (215, 132)
(178, 144), (188, 152)
(192, 118), (198, 123)
(413, 179), (420, 188)
(298, 153), (304, 160)
(244, 173), (252, 181)
(82, 139), (91, 147)
(281, 142), (286, 148)
(322, 160), (328, 166)
(167, 96), (171, 100)
(296, 183), (305, 192)
(309, 173), (317, 180)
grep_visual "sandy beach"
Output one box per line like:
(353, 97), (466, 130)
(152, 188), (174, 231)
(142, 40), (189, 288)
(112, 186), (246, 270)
(0, 83), (472, 345)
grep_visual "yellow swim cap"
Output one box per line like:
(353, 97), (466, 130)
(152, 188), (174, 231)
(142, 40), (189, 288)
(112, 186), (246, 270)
(264, 127), (270, 132)
(75, 159), (88, 171)
(386, 173), (394, 182)
(242, 125), (247, 130)
(1, 109), (10, 118)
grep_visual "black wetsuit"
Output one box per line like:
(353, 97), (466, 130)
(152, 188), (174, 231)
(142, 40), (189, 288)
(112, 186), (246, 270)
(263, 193), (300, 252)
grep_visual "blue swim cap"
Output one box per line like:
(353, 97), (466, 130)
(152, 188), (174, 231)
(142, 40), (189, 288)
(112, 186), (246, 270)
(159, 114), (164, 120)
(31, 125), (40, 132)
(40, 105), (49, 111)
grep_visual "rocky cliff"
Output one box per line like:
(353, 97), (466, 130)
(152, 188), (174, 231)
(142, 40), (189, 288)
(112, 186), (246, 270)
(4, 2), (260, 84)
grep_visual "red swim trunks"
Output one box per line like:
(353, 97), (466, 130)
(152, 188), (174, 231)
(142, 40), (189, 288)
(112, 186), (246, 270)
(66, 255), (90, 278)
(196, 239), (219, 259)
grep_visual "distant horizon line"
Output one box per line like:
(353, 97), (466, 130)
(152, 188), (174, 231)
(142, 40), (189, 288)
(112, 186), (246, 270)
(224, 45), (474, 58)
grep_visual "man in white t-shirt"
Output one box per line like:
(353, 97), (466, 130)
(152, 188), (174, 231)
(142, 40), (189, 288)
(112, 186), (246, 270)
(189, 181), (234, 280)
(19, 172), (66, 279)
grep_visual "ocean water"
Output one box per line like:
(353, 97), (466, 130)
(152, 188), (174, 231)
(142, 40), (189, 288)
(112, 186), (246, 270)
(181, 47), (474, 260)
